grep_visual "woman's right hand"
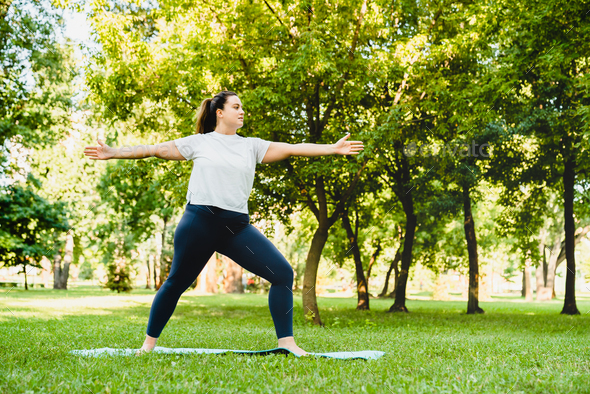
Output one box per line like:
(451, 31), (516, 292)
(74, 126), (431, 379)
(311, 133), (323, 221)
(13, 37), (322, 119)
(84, 138), (115, 160)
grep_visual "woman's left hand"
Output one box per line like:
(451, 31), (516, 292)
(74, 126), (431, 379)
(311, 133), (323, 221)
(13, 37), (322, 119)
(333, 133), (364, 155)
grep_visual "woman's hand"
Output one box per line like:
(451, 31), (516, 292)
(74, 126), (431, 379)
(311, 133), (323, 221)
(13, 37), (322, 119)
(333, 133), (364, 155)
(84, 138), (115, 160)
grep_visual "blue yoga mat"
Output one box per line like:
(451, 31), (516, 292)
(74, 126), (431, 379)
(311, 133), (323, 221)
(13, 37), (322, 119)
(70, 347), (385, 360)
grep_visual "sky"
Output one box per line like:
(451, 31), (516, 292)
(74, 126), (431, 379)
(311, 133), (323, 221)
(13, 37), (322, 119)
(62, 5), (93, 53)
(59, 4), (100, 110)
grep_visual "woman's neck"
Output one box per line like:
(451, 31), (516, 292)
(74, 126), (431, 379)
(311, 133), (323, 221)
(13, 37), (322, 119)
(214, 124), (238, 135)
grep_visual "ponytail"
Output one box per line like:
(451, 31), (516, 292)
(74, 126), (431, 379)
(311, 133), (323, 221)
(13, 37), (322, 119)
(195, 90), (238, 134)
(195, 98), (215, 134)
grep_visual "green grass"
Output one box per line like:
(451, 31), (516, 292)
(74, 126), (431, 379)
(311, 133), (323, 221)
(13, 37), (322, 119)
(1, 288), (589, 393)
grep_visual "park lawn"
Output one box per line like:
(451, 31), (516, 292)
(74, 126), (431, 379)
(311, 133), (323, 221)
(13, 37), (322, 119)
(1, 288), (589, 394)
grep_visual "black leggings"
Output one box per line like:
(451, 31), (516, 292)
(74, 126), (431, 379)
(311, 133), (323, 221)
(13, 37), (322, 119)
(146, 204), (294, 339)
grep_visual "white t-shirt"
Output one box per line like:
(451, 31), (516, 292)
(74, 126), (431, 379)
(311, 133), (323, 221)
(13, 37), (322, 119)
(173, 131), (272, 214)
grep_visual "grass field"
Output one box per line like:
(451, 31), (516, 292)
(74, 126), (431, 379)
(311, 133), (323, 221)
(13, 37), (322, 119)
(1, 288), (589, 393)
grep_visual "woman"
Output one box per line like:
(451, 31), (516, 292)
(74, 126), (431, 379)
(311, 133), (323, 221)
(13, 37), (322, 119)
(84, 91), (364, 356)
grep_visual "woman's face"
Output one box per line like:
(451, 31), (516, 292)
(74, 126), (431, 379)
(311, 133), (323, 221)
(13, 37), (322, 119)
(217, 95), (245, 129)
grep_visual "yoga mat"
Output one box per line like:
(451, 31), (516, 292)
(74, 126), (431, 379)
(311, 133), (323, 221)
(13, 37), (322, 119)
(70, 347), (385, 360)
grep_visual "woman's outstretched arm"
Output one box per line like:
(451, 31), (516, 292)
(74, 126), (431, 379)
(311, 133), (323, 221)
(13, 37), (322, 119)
(84, 138), (187, 161)
(261, 133), (364, 164)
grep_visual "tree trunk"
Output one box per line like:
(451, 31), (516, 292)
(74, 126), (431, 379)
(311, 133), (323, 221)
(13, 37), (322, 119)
(153, 252), (160, 289)
(24, 263), (28, 290)
(524, 261), (533, 302)
(379, 230), (403, 298)
(538, 239), (561, 301)
(205, 253), (218, 293)
(299, 159), (367, 325)
(552, 226), (589, 299)
(389, 196), (417, 312)
(158, 216), (169, 287)
(301, 176), (331, 326)
(52, 233), (63, 289)
(146, 254), (152, 289)
(365, 240), (381, 290)
(379, 253), (399, 297)
(59, 231), (74, 290)
(390, 256), (400, 297)
(561, 157), (580, 315)
(535, 247), (545, 294)
(535, 262), (544, 297)
(542, 248), (548, 285)
(302, 223), (330, 325)
(341, 211), (369, 310)
(521, 268), (526, 297)
(222, 255), (244, 293)
(386, 153), (417, 313)
(463, 185), (484, 314)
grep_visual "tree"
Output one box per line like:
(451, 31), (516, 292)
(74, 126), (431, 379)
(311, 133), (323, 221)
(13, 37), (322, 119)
(339, 176), (393, 310)
(92, 157), (176, 288)
(532, 192), (590, 300)
(269, 210), (315, 292)
(0, 175), (69, 289)
(211, 0), (382, 325)
(86, 0), (381, 326)
(489, 0), (590, 314)
(28, 123), (108, 289)
(378, 234), (403, 298)
(0, 0), (75, 164)
(430, 136), (496, 315)
(222, 255), (244, 294)
(369, 0), (461, 312)
(1, 0), (78, 288)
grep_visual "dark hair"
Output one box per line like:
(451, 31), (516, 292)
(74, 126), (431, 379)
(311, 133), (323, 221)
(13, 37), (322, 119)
(195, 90), (238, 134)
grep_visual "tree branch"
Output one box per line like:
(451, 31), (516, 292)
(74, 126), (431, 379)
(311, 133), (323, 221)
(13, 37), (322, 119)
(306, 193), (320, 220)
(354, 202), (359, 240)
(349, 0), (367, 61)
(316, 175), (328, 223)
(262, 0), (294, 40)
(329, 157), (370, 226)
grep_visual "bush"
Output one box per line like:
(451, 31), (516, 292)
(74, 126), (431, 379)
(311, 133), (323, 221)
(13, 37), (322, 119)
(78, 260), (95, 280)
(104, 261), (133, 293)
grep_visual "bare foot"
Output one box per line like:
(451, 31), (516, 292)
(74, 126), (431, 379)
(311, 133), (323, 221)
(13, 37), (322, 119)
(278, 336), (308, 356)
(136, 334), (158, 356)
